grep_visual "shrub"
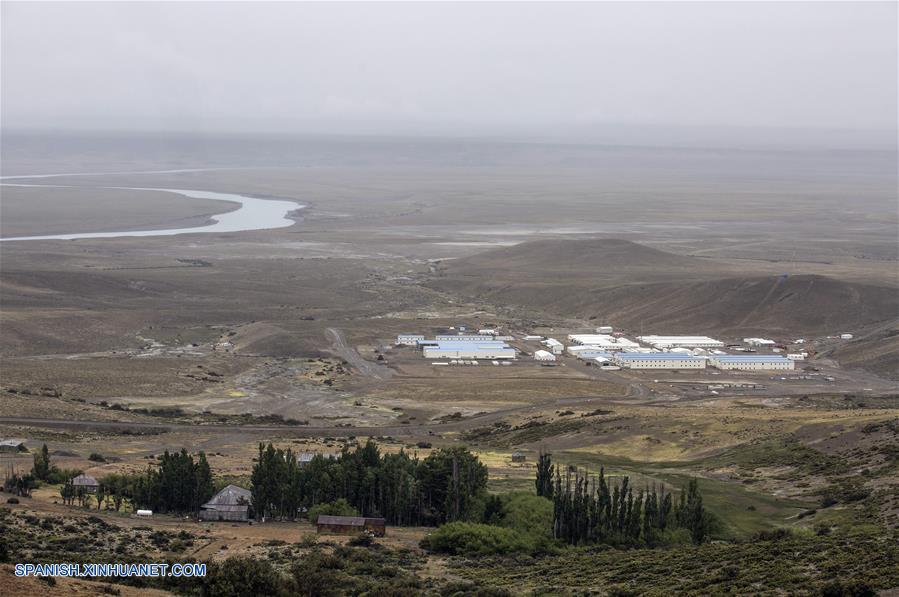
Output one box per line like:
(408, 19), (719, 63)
(347, 533), (374, 547)
(752, 528), (793, 542)
(307, 498), (359, 523)
(820, 579), (876, 597)
(421, 522), (532, 556)
(88, 453), (107, 463)
(290, 550), (345, 596)
(201, 556), (285, 597)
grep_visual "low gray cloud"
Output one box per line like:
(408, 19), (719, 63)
(2, 2), (896, 141)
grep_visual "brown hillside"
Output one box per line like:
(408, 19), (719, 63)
(430, 239), (898, 335)
(445, 238), (699, 277)
(830, 326), (899, 380)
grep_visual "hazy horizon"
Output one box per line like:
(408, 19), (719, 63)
(2, 2), (896, 150)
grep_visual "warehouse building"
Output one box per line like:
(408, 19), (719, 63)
(612, 352), (707, 369)
(637, 335), (724, 349)
(542, 338), (564, 354)
(567, 334), (640, 350)
(534, 350), (556, 362)
(709, 355), (794, 371)
(423, 340), (516, 360)
(396, 334), (425, 346)
(595, 326), (613, 334)
(744, 338), (776, 347)
(435, 334), (495, 342)
(567, 346), (614, 360)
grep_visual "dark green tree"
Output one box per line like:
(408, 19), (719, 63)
(535, 450), (554, 499)
(32, 443), (51, 481)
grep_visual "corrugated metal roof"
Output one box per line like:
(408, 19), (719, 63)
(317, 515), (386, 526)
(0, 439), (26, 447)
(615, 352), (704, 360)
(434, 341), (511, 349)
(713, 355), (792, 362)
(202, 484), (252, 509)
(638, 335), (723, 345)
(72, 474), (99, 486)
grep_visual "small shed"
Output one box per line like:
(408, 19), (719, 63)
(71, 474), (99, 493)
(511, 451), (527, 463)
(316, 515), (386, 537)
(0, 439), (27, 453)
(199, 484), (252, 522)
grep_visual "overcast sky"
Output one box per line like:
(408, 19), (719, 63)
(2, 2), (896, 144)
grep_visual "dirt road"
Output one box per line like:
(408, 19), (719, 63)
(325, 327), (394, 380)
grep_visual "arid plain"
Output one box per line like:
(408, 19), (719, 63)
(1, 134), (897, 593)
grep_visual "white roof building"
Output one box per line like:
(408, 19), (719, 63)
(612, 352), (707, 370)
(709, 355), (794, 371)
(396, 334), (425, 345)
(637, 335), (724, 349)
(424, 340), (516, 360)
(542, 338), (564, 354)
(534, 350), (557, 362)
(567, 334), (640, 350)
(744, 338), (776, 346)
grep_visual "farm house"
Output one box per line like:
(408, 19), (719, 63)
(199, 484), (252, 522)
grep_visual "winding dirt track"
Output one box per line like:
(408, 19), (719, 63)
(325, 327), (394, 380)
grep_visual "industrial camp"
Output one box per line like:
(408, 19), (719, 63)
(397, 327), (805, 372)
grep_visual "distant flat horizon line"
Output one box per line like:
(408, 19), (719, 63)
(1, 125), (895, 153)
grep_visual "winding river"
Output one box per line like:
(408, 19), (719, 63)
(0, 172), (302, 241)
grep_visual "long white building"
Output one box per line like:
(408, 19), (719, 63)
(423, 340), (516, 360)
(637, 335), (724, 349)
(435, 334), (495, 342)
(709, 355), (794, 371)
(612, 352), (706, 369)
(542, 338), (564, 354)
(744, 338), (776, 347)
(567, 334), (640, 351)
(396, 334), (425, 345)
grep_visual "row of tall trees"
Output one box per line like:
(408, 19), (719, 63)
(57, 449), (215, 514)
(130, 449), (215, 514)
(550, 457), (711, 546)
(251, 441), (488, 525)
